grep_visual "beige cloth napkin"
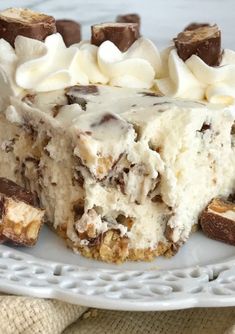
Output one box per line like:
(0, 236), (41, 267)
(1, 295), (235, 334)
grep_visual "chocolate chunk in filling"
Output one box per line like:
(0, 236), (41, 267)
(91, 22), (140, 52)
(73, 97), (87, 110)
(0, 8), (56, 47)
(228, 193), (235, 203)
(56, 19), (81, 46)
(91, 113), (118, 127)
(65, 85), (99, 110)
(65, 85), (99, 105)
(174, 24), (222, 66)
(198, 122), (211, 133)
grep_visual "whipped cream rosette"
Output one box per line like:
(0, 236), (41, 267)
(155, 48), (205, 100)
(186, 50), (235, 104)
(97, 37), (161, 89)
(0, 39), (23, 109)
(15, 33), (107, 91)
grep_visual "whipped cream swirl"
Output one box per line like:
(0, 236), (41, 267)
(97, 38), (161, 89)
(0, 33), (161, 94)
(14, 33), (107, 91)
(155, 47), (235, 104)
(1, 31), (235, 104)
(0, 40), (23, 99)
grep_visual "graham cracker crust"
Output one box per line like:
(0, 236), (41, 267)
(54, 224), (177, 264)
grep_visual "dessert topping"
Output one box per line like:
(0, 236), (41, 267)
(56, 19), (81, 47)
(0, 8), (56, 47)
(174, 24), (221, 66)
(184, 22), (210, 31)
(91, 22), (140, 52)
(116, 13), (140, 27)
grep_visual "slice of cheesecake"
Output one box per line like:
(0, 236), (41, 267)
(1, 84), (235, 262)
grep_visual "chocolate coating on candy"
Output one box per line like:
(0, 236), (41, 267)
(174, 24), (221, 66)
(116, 13), (140, 27)
(184, 22), (210, 31)
(56, 19), (81, 46)
(91, 22), (140, 52)
(0, 177), (37, 207)
(200, 198), (235, 246)
(0, 8), (56, 47)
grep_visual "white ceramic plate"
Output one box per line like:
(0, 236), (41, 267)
(0, 226), (235, 311)
(0, 0), (235, 312)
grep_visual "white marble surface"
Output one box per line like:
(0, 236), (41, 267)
(1, 0), (235, 48)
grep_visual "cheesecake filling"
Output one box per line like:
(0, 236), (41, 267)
(0, 85), (235, 260)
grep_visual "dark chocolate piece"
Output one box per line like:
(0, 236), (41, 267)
(71, 97), (87, 110)
(52, 104), (63, 117)
(231, 123), (235, 135)
(140, 91), (163, 97)
(151, 194), (164, 203)
(73, 201), (85, 221)
(0, 8), (56, 47)
(56, 19), (81, 46)
(228, 193), (235, 203)
(0, 177), (37, 206)
(98, 113), (118, 125)
(200, 198), (235, 246)
(65, 85), (99, 109)
(174, 24), (221, 66)
(91, 22), (140, 52)
(198, 122), (211, 133)
(184, 22), (210, 31)
(116, 13), (140, 27)
(91, 113), (118, 127)
(164, 225), (174, 241)
(22, 93), (36, 105)
(65, 85), (99, 100)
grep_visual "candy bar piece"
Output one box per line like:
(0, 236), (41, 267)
(174, 24), (221, 66)
(116, 13), (140, 27)
(184, 22), (210, 31)
(200, 198), (235, 245)
(0, 8), (56, 47)
(0, 178), (45, 246)
(56, 19), (81, 46)
(91, 22), (140, 52)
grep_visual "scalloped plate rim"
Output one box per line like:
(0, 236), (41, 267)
(0, 243), (235, 311)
